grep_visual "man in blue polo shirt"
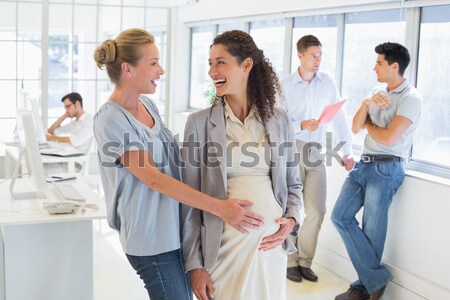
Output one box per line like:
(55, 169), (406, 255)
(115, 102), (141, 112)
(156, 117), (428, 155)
(332, 42), (423, 300)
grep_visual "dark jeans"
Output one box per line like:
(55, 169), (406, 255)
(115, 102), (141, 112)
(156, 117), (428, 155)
(126, 248), (192, 300)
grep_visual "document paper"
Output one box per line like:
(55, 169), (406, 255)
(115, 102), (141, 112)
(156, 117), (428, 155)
(318, 99), (347, 124)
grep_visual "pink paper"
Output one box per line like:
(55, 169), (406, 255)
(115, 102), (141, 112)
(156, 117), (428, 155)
(318, 99), (347, 124)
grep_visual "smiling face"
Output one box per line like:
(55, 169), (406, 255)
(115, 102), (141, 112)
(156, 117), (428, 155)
(373, 54), (397, 83)
(128, 43), (165, 94)
(208, 44), (251, 100)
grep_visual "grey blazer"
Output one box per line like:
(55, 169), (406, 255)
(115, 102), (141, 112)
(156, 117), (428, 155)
(181, 102), (303, 272)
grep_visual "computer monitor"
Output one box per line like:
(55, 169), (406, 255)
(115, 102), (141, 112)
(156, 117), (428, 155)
(20, 90), (47, 145)
(9, 110), (47, 199)
(28, 97), (47, 145)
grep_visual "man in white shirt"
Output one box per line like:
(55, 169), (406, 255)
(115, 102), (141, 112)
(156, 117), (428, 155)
(280, 35), (354, 283)
(47, 92), (94, 154)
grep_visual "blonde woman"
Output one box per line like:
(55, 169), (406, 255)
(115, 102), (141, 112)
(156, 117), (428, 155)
(93, 28), (264, 300)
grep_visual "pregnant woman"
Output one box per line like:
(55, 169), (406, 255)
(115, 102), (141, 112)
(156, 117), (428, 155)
(182, 30), (303, 300)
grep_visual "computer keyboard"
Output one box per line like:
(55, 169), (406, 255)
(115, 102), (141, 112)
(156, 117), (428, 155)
(53, 181), (86, 202)
(39, 141), (62, 150)
(39, 143), (52, 150)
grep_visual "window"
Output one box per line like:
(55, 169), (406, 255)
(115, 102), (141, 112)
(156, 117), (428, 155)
(145, 30), (167, 116)
(250, 19), (285, 76)
(217, 22), (247, 34)
(188, 20), (287, 109)
(189, 26), (214, 109)
(184, 4), (450, 178)
(0, 1), (42, 142)
(1, 1), (168, 151)
(413, 5), (450, 171)
(291, 15), (338, 77)
(341, 9), (406, 147)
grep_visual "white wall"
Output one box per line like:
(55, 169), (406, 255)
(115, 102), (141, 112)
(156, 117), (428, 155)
(178, 0), (398, 22)
(317, 163), (450, 299)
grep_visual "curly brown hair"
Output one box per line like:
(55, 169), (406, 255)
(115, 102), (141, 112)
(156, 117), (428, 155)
(211, 30), (281, 122)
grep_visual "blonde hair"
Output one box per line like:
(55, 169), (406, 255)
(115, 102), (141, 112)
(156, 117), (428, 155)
(93, 28), (155, 85)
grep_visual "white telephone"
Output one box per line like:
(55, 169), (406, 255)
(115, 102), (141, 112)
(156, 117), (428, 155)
(43, 202), (81, 214)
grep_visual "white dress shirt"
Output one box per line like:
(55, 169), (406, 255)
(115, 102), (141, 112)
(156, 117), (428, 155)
(54, 112), (94, 154)
(280, 70), (352, 156)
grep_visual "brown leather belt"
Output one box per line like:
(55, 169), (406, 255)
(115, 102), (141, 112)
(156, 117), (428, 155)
(361, 154), (402, 163)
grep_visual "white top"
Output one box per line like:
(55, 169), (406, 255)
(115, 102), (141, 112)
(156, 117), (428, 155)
(364, 80), (423, 158)
(280, 70), (353, 155)
(223, 100), (268, 172)
(54, 112), (94, 154)
(94, 96), (181, 256)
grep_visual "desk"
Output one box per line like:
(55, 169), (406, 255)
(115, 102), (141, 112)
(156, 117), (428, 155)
(4, 144), (88, 176)
(0, 177), (106, 300)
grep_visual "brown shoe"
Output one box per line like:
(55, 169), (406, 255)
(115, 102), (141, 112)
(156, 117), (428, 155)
(335, 287), (369, 300)
(286, 266), (302, 282)
(370, 285), (386, 300)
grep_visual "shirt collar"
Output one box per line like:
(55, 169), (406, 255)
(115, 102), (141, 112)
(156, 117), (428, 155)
(292, 68), (323, 84)
(223, 98), (260, 124)
(389, 79), (409, 94)
(77, 112), (88, 121)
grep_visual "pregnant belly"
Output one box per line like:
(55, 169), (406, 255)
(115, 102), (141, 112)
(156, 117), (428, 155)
(227, 175), (283, 237)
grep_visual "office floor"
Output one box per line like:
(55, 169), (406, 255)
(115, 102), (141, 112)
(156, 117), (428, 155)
(93, 220), (350, 300)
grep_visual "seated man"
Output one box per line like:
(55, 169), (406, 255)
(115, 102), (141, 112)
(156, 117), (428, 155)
(47, 92), (93, 154)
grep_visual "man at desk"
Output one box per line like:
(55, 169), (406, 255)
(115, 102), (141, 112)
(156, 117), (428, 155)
(46, 92), (94, 154)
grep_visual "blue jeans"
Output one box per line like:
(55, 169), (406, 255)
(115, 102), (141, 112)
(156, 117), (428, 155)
(126, 249), (193, 300)
(331, 160), (405, 294)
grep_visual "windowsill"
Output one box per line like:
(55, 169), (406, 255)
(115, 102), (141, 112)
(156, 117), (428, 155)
(405, 169), (450, 187)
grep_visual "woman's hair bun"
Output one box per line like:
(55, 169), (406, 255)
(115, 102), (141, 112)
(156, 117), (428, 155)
(94, 39), (116, 68)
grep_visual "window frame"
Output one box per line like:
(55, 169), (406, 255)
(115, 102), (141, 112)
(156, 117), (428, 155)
(0, 0), (168, 157)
